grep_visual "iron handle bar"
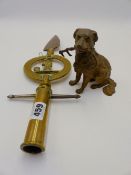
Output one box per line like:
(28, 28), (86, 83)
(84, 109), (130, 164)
(7, 94), (80, 99)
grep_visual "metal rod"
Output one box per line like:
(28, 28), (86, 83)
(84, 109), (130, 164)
(51, 94), (80, 99)
(7, 94), (35, 99)
(7, 94), (80, 99)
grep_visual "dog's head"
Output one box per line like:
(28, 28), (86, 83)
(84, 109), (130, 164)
(73, 28), (98, 53)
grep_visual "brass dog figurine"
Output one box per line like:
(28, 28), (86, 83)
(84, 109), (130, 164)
(59, 28), (116, 96)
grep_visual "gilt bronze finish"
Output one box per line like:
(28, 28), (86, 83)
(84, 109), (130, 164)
(59, 28), (116, 96)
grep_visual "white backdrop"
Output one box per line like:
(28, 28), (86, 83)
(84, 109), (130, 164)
(0, 0), (131, 175)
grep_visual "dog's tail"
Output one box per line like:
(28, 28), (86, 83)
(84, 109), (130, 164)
(103, 78), (117, 96)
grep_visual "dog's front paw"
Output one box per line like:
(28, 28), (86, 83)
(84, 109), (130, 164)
(69, 80), (77, 86)
(76, 88), (83, 94)
(90, 84), (98, 89)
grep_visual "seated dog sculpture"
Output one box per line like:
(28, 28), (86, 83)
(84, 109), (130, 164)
(59, 28), (116, 96)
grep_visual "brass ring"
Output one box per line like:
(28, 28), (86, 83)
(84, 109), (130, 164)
(24, 55), (71, 82)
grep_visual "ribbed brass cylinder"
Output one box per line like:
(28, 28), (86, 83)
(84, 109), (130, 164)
(20, 82), (50, 154)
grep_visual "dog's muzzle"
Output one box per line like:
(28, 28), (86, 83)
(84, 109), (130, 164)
(75, 45), (91, 53)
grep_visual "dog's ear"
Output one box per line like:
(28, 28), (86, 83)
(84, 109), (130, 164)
(73, 29), (80, 38)
(92, 31), (98, 42)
